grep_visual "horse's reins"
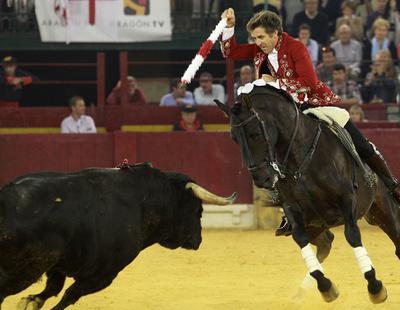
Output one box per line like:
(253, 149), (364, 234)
(232, 94), (322, 182)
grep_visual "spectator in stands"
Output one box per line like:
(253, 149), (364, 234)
(297, 23), (319, 67)
(252, 0), (281, 15)
(362, 18), (398, 76)
(291, 0), (330, 45)
(389, 0), (400, 46)
(349, 104), (367, 122)
(160, 78), (195, 106)
(327, 63), (362, 105)
(173, 104), (203, 132)
(365, 0), (392, 34)
(355, 0), (374, 27)
(361, 49), (398, 103)
(330, 24), (362, 79)
(234, 65), (254, 98)
(282, 0), (304, 34)
(335, 1), (364, 42)
(0, 56), (37, 107)
(194, 72), (225, 105)
(61, 96), (97, 133)
(316, 47), (337, 83)
(320, 0), (344, 35)
(106, 76), (147, 105)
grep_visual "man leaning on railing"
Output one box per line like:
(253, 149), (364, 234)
(0, 56), (38, 108)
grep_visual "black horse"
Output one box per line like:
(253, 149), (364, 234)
(216, 85), (400, 303)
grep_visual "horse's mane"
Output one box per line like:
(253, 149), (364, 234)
(245, 84), (295, 103)
(231, 84), (296, 117)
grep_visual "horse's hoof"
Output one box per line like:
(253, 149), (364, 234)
(17, 296), (44, 310)
(369, 285), (388, 304)
(320, 282), (339, 303)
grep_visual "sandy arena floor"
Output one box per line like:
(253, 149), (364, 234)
(4, 226), (400, 310)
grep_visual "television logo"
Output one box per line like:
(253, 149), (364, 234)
(124, 0), (149, 15)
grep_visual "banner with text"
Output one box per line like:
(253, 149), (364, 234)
(35, 0), (171, 43)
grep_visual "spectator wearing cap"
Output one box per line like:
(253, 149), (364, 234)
(61, 96), (97, 133)
(330, 24), (362, 79)
(194, 72), (225, 105)
(0, 56), (38, 107)
(297, 23), (319, 67)
(173, 104), (203, 132)
(160, 78), (195, 106)
(316, 47), (337, 84)
(234, 65), (254, 99)
(326, 63), (362, 106)
(106, 76), (147, 105)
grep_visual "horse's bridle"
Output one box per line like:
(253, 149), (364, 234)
(231, 94), (321, 182)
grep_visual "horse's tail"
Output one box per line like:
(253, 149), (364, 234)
(365, 180), (400, 258)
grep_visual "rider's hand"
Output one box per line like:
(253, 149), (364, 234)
(221, 8), (235, 28)
(262, 74), (276, 83)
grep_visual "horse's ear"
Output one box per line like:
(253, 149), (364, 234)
(214, 99), (230, 117)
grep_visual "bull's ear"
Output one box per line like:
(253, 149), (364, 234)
(214, 99), (230, 117)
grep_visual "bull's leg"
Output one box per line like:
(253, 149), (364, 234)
(50, 274), (116, 310)
(340, 196), (387, 304)
(17, 270), (65, 310)
(284, 205), (339, 302)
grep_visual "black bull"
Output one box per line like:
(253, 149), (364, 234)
(215, 85), (400, 304)
(0, 165), (236, 309)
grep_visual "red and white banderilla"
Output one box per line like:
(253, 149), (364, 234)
(181, 18), (227, 84)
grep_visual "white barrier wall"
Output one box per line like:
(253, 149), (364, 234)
(201, 204), (257, 229)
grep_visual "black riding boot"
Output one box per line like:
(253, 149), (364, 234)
(275, 216), (292, 236)
(344, 120), (400, 203)
(364, 153), (400, 203)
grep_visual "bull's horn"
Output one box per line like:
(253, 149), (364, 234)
(185, 182), (237, 205)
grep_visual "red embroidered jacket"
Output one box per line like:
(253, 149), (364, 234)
(220, 32), (341, 106)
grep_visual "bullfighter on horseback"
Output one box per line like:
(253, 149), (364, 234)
(219, 9), (400, 234)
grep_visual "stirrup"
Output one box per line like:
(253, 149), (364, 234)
(275, 216), (292, 237)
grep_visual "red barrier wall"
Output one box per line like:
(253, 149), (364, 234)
(0, 132), (253, 203)
(0, 130), (399, 204)
(363, 129), (400, 178)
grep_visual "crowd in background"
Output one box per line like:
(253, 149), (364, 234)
(3, 0), (400, 132)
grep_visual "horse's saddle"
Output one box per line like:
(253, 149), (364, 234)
(303, 106), (375, 188)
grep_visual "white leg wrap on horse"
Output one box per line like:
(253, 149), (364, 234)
(353, 246), (373, 273)
(301, 244), (323, 273)
(300, 273), (315, 289)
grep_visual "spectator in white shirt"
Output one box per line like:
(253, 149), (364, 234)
(194, 72), (225, 105)
(61, 96), (97, 133)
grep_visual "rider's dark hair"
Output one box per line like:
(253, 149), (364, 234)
(246, 11), (283, 36)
